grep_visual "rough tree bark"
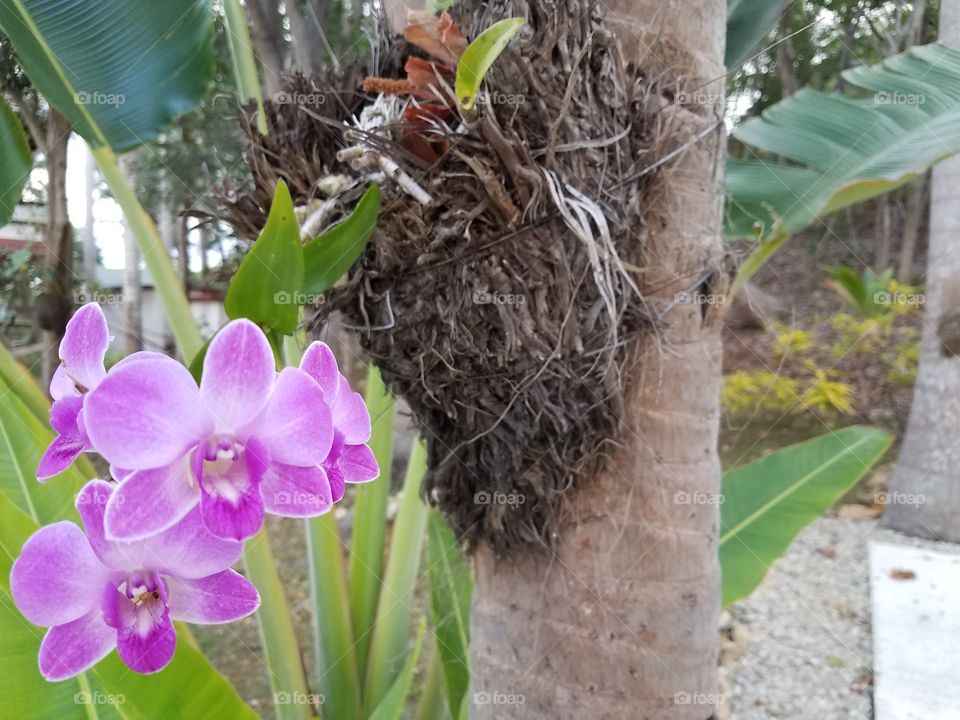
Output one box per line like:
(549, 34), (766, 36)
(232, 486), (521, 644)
(470, 1), (726, 718)
(897, 172), (927, 282)
(776, 12), (799, 98)
(886, 0), (960, 541)
(38, 109), (73, 389)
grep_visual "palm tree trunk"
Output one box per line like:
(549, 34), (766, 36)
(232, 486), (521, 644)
(897, 174), (928, 282)
(886, 0), (960, 541)
(38, 109), (73, 390)
(470, 0), (726, 717)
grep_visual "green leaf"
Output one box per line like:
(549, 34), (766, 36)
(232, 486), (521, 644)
(0, 96), (32, 226)
(367, 619), (427, 720)
(426, 512), (472, 720)
(455, 18), (525, 111)
(725, 0), (791, 69)
(348, 366), (395, 682)
(363, 440), (429, 710)
(726, 44), (960, 239)
(91, 644), (258, 720)
(729, 226), (789, 299)
(0, 376), (86, 525)
(225, 180), (305, 335)
(0, 0), (213, 152)
(720, 427), (891, 607)
(302, 185), (380, 296)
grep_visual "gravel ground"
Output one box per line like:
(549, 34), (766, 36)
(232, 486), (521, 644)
(723, 513), (960, 720)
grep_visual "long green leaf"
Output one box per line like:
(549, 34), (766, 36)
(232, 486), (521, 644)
(243, 531), (312, 720)
(225, 180), (305, 335)
(348, 366), (396, 681)
(305, 512), (363, 720)
(364, 439), (429, 710)
(0, 0), (213, 152)
(455, 18), (525, 111)
(0, 376), (86, 525)
(726, 44), (960, 239)
(0, 96), (32, 226)
(725, 0), (791, 69)
(426, 512), (472, 720)
(302, 185), (380, 296)
(222, 0), (268, 134)
(367, 619), (426, 720)
(720, 426), (891, 606)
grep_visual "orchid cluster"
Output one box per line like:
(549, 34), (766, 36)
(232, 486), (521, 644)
(11, 303), (378, 680)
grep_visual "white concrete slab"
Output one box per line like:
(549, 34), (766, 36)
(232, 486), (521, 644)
(870, 540), (960, 720)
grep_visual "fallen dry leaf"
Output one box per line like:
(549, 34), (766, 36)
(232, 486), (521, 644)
(890, 568), (917, 581)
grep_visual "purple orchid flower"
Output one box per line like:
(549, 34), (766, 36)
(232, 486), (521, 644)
(37, 303), (109, 480)
(83, 319), (334, 542)
(300, 342), (379, 502)
(10, 480), (258, 680)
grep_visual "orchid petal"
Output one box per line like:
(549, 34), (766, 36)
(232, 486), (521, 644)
(249, 367), (333, 466)
(198, 448), (267, 541)
(103, 585), (176, 675)
(332, 381), (372, 444)
(103, 461), (199, 542)
(339, 443), (380, 484)
(326, 463), (345, 504)
(299, 341), (341, 401)
(167, 570), (259, 624)
(78, 480), (243, 579)
(200, 319), (275, 431)
(84, 356), (210, 470)
(59, 303), (109, 393)
(36, 434), (85, 481)
(38, 609), (116, 681)
(11, 522), (112, 627)
(37, 396), (88, 480)
(261, 463), (333, 517)
(49, 365), (77, 402)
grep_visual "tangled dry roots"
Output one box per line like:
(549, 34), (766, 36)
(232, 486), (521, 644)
(218, 0), (688, 552)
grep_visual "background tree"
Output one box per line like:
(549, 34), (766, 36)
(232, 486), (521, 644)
(886, 0), (960, 541)
(1, 37), (73, 388)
